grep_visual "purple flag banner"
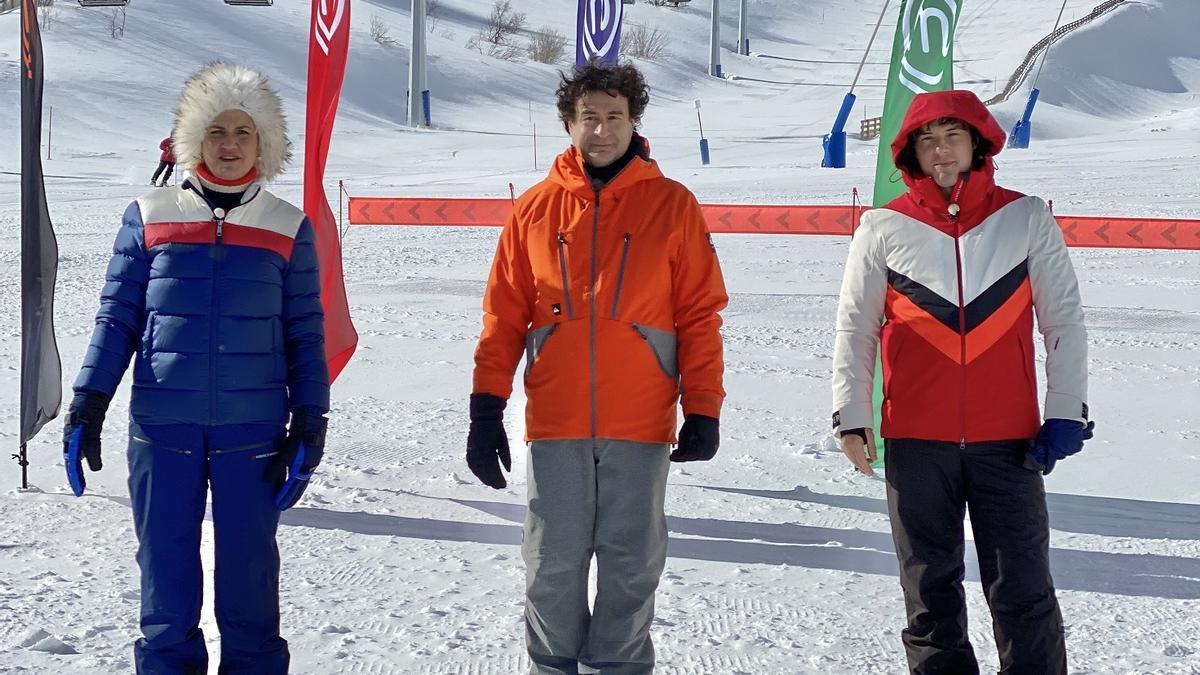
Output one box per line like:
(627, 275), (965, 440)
(576, 0), (624, 66)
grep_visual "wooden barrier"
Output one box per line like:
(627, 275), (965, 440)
(859, 117), (882, 140)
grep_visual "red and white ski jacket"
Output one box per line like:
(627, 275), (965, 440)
(832, 91), (1088, 444)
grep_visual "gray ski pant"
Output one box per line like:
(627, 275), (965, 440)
(523, 439), (671, 675)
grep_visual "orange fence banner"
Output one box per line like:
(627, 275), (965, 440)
(699, 204), (858, 235)
(348, 197), (1200, 250)
(352, 197), (512, 228)
(1055, 215), (1200, 250)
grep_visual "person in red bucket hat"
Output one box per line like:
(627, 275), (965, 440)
(832, 89), (1094, 674)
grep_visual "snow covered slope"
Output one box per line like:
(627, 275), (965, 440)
(0, 1), (1197, 673)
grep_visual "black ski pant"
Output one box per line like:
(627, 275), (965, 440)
(884, 438), (1066, 675)
(152, 160), (175, 185)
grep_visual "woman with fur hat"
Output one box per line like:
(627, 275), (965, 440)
(63, 62), (329, 674)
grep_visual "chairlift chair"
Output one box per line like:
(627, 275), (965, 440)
(224, 0), (273, 5)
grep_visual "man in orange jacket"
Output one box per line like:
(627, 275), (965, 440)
(468, 60), (728, 674)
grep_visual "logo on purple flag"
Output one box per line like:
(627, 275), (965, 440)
(576, 0), (624, 66)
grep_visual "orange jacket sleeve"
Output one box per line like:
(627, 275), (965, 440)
(673, 197), (728, 418)
(472, 209), (536, 399)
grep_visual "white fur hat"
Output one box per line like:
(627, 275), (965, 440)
(172, 63), (291, 181)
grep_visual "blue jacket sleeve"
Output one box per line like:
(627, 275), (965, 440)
(284, 218), (331, 414)
(73, 202), (151, 397)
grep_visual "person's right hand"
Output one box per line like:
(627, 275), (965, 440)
(63, 391), (111, 497)
(466, 394), (511, 490)
(840, 427), (878, 476)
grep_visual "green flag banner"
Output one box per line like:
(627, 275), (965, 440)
(870, 0), (962, 466)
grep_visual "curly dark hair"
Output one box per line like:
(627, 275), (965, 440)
(556, 60), (651, 132)
(895, 117), (993, 177)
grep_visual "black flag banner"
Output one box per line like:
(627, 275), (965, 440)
(19, 0), (63, 487)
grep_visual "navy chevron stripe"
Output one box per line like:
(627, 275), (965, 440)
(887, 268), (958, 331)
(964, 260), (1029, 333)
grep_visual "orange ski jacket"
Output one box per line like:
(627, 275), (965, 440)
(473, 140), (728, 443)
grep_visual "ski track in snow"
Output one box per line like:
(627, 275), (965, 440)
(1, 216), (1197, 674)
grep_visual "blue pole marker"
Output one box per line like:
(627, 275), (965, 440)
(421, 90), (432, 127)
(822, 133), (847, 168)
(822, 92), (856, 168)
(699, 138), (711, 166)
(1009, 87), (1040, 149)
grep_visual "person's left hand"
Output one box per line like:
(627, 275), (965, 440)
(265, 408), (327, 510)
(63, 391), (111, 497)
(671, 415), (720, 462)
(1024, 419), (1095, 475)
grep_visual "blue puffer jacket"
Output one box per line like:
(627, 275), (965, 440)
(74, 180), (330, 426)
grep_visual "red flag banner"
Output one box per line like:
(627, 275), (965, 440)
(305, 0), (357, 382)
(348, 197), (1199, 251)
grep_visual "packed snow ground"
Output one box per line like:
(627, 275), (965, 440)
(1, 1), (1198, 673)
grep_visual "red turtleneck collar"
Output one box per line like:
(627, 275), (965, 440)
(195, 164), (258, 193)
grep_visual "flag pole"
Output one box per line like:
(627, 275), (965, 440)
(15, 444), (29, 489)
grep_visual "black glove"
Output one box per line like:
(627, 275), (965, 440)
(466, 393), (511, 489)
(63, 391), (111, 497)
(265, 407), (327, 510)
(671, 414), (720, 462)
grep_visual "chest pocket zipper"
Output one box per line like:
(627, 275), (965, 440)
(610, 233), (632, 319)
(557, 232), (575, 320)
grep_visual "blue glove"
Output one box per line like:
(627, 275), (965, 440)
(62, 392), (110, 497)
(1025, 419), (1095, 475)
(265, 408), (327, 510)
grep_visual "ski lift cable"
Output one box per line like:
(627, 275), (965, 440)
(1032, 0), (1070, 89)
(849, 0), (892, 96)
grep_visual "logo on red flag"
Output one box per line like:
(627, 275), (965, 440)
(314, 0), (347, 56)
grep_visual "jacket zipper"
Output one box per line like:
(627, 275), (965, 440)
(186, 183), (257, 426)
(210, 207), (226, 425)
(556, 232), (575, 319)
(610, 233), (632, 319)
(589, 192), (600, 438)
(949, 180), (967, 449)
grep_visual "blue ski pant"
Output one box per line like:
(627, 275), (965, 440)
(126, 421), (289, 675)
